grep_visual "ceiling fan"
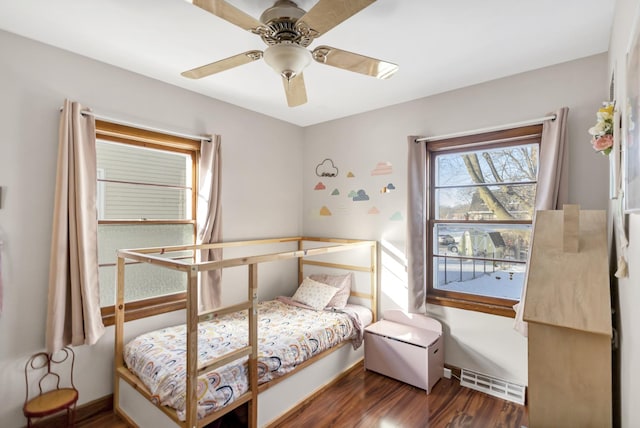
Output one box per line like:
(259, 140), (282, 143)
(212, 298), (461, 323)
(182, 0), (399, 107)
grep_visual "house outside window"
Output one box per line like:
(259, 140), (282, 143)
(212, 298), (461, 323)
(95, 121), (200, 325)
(426, 125), (542, 317)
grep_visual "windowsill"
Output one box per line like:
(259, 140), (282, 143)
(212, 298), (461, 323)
(101, 292), (187, 326)
(426, 295), (516, 318)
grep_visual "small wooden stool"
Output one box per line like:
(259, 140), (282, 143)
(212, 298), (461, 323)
(23, 347), (78, 427)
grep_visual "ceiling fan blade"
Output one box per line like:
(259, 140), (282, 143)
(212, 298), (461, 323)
(312, 45), (398, 79)
(192, 0), (263, 32)
(297, 0), (376, 37)
(182, 51), (263, 79)
(283, 73), (307, 107)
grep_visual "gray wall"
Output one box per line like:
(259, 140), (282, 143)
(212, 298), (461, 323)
(608, 0), (640, 426)
(0, 30), (303, 428)
(303, 53), (609, 385)
(0, 25), (617, 427)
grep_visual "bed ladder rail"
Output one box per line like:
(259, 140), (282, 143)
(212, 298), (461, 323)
(198, 301), (251, 323)
(198, 347), (253, 377)
(196, 296), (255, 376)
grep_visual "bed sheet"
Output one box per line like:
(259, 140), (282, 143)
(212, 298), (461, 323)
(124, 299), (370, 421)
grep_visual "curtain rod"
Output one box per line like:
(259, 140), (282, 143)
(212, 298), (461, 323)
(415, 114), (556, 143)
(60, 108), (212, 142)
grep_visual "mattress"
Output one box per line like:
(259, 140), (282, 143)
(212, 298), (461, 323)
(124, 299), (371, 421)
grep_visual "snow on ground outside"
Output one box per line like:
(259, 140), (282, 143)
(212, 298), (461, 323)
(436, 258), (525, 300)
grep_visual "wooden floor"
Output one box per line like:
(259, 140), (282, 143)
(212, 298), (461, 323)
(275, 362), (528, 428)
(77, 362), (528, 428)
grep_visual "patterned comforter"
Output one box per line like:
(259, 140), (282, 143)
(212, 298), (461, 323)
(124, 299), (368, 421)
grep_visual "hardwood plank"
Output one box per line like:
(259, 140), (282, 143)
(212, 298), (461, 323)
(79, 362), (527, 428)
(76, 412), (129, 428)
(273, 362), (528, 428)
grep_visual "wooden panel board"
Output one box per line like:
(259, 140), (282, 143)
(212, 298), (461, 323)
(528, 323), (612, 427)
(523, 209), (611, 335)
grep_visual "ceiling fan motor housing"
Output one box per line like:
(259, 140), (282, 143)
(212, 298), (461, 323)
(258, 0), (313, 47)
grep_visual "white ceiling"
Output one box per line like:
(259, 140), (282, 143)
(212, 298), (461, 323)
(0, 0), (614, 127)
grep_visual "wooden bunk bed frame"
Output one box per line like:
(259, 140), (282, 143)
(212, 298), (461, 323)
(113, 236), (378, 428)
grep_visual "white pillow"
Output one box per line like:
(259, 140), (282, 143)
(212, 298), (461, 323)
(292, 277), (339, 310)
(309, 272), (353, 309)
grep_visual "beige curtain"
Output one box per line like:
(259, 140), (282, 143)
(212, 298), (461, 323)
(407, 136), (428, 313)
(0, 234), (4, 316)
(197, 135), (222, 311)
(513, 107), (569, 336)
(46, 100), (105, 353)
(533, 107), (570, 210)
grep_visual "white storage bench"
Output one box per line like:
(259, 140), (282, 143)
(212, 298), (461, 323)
(364, 309), (444, 394)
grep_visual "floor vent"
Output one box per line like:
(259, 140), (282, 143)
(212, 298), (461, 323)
(460, 368), (526, 405)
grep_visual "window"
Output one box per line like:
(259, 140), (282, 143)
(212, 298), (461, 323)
(426, 125), (542, 317)
(95, 121), (200, 325)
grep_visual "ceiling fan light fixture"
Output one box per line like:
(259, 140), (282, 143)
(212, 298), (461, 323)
(263, 43), (311, 80)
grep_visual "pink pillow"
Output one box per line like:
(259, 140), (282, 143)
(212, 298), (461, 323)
(292, 277), (338, 310)
(308, 273), (353, 309)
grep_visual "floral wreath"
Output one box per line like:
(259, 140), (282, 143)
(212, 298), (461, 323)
(588, 101), (615, 156)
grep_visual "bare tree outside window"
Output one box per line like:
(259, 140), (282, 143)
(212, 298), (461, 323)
(427, 127), (541, 316)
